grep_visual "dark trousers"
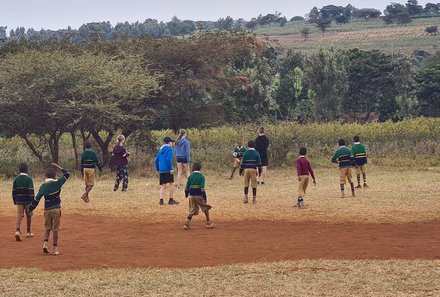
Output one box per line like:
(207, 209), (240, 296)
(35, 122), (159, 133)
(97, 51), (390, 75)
(114, 165), (128, 190)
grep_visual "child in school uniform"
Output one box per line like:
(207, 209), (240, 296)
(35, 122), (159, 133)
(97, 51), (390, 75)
(28, 163), (70, 255)
(331, 139), (356, 198)
(295, 147), (316, 208)
(12, 163), (35, 241)
(184, 162), (214, 230)
(230, 140), (246, 179)
(80, 141), (102, 203)
(240, 140), (262, 204)
(351, 135), (369, 189)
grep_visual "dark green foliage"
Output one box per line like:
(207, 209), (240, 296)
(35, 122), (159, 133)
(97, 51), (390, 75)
(417, 51), (440, 116)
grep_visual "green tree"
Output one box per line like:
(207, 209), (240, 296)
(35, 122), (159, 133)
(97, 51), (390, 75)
(384, 3), (412, 25)
(416, 51), (440, 117)
(0, 47), (159, 164)
(305, 47), (348, 122)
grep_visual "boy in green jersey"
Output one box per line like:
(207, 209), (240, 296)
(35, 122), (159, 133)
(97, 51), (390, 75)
(331, 139), (356, 198)
(351, 136), (369, 189)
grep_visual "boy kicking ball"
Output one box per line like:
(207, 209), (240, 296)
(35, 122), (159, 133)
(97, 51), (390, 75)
(184, 162), (214, 230)
(28, 163), (70, 255)
(295, 147), (316, 208)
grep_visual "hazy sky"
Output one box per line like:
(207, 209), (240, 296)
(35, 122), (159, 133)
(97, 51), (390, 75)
(1, 0), (431, 31)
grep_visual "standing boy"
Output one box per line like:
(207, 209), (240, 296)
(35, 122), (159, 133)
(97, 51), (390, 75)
(80, 141), (102, 203)
(12, 163), (35, 241)
(28, 163), (70, 255)
(240, 140), (262, 204)
(184, 162), (214, 230)
(295, 147), (316, 208)
(230, 140), (246, 179)
(351, 136), (369, 189)
(112, 135), (130, 192)
(155, 136), (179, 205)
(255, 127), (269, 184)
(331, 139), (356, 198)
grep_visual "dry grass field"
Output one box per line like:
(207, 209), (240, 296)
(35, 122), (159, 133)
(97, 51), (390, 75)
(1, 166), (440, 296)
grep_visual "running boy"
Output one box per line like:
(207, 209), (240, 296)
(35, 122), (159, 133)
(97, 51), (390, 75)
(351, 135), (369, 189)
(240, 140), (262, 204)
(12, 163), (35, 241)
(295, 147), (316, 208)
(331, 139), (355, 198)
(155, 136), (179, 205)
(28, 163), (70, 255)
(80, 141), (102, 203)
(184, 162), (214, 230)
(230, 140), (246, 179)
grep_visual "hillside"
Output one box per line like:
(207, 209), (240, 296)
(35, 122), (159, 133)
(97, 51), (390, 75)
(256, 16), (440, 54)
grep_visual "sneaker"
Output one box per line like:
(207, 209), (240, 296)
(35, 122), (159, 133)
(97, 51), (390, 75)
(53, 246), (59, 256)
(168, 198), (179, 205)
(363, 183), (369, 189)
(159, 199), (164, 205)
(260, 182), (265, 185)
(43, 242), (49, 254)
(243, 197), (248, 204)
(355, 185), (362, 189)
(26, 232), (34, 238)
(229, 176), (233, 180)
(113, 187), (118, 192)
(206, 221), (215, 229)
(300, 200), (305, 208)
(15, 231), (22, 241)
(352, 192), (356, 197)
(252, 198), (257, 204)
(183, 222), (191, 230)
(121, 188), (127, 192)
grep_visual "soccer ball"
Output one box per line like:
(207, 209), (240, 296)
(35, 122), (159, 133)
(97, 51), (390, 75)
(233, 152), (238, 157)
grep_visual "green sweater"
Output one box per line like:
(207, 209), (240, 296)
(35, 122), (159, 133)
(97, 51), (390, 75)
(12, 174), (35, 205)
(331, 146), (353, 168)
(240, 148), (262, 169)
(185, 171), (206, 196)
(81, 149), (102, 170)
(30, 169), (70, 211)
(351, 142), (368, 166)
(233, 146), (247, 159)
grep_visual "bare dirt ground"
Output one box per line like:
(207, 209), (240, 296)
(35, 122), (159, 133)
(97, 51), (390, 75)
(2, 215), (439, 271)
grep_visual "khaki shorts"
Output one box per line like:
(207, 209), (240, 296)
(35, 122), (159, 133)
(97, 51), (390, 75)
(244, 168), (258, 188)
(339, 167), (353, 184)
(356, 165), (367, 175)
(297, 175), (310, 197)
(17, 204), (31, 217)
(188, 196), (211, 216)
(44, 208), (61, 231)
(83, 168), (96, 186)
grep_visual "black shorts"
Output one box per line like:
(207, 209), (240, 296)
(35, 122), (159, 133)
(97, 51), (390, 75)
(260, 153), (268, 166)
(159, 173), (174, 185)
(176, 157), (188, 163)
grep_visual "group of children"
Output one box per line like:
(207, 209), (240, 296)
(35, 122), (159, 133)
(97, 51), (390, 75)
(228, 135), (368, 208)
(11, 131), (368, 252)
(12, 162), (70, 255)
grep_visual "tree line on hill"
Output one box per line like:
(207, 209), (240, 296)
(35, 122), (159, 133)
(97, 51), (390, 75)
(0, 1), (439, 45)
(0, 32), (439, 166)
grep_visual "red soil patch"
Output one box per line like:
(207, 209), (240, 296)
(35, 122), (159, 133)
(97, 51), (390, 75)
(1, 215), (440, 271)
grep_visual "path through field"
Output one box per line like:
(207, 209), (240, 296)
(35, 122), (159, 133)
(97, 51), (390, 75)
(1, 215), (439, 271)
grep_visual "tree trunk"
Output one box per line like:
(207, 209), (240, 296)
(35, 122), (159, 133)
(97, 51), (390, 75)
(20, 134), (44, 164)
(70, 130), (79, 169)
(91, 129), (115, 168)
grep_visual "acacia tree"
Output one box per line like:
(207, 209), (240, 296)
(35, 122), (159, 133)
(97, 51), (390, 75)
(0, 47), (159, 164)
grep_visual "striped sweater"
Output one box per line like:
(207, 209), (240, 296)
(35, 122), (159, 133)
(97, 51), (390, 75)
(185, 171), (206, 196)
(331, 146), (354, 168)
(30, 169), (70, 211)
(240, 148), (262, 170)
(81, 149), (102, 170)
(351, 142), (368, 166)
(12, 173), (35, 205)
